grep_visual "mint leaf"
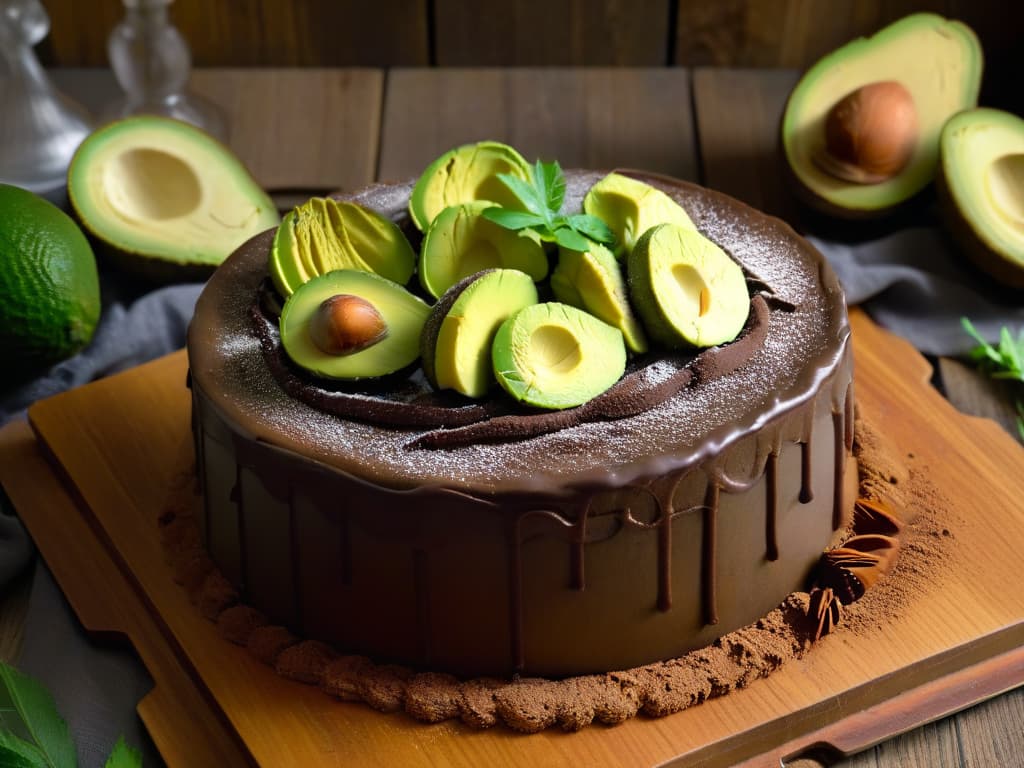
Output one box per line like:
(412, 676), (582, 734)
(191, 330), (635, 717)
(481, 208), (547, 231)
(0, 663), (76, 768)
(566, 214), (615, 245)
(0, 732), (48, 768)
(103, 737), (141, 768)
(496, 173), (544, 217)
(534, 160), (565, 214)
(552, 226), (591, 252)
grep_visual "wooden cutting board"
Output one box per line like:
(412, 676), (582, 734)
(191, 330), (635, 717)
(2, 309), (1023, 768)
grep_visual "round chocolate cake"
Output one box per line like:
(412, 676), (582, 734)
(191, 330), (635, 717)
(187, 170), (853, 678)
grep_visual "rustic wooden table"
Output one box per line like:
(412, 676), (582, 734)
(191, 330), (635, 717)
(2, 67), (1021, 767)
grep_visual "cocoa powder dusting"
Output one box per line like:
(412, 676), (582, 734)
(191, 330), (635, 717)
(159, 411), (956, 732)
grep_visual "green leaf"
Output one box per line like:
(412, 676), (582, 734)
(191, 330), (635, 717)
(565, 214), (615, 245)
(534, 160), (565, 214)
(480, 208), (547, 231)
(0, 732), (48, 768)
(552, 226), (591, 252)
(102, 737), (141, 768)
(0, 663), (76, 768)
(496, 173), (545, 217)
(999, 327), (1023, 374)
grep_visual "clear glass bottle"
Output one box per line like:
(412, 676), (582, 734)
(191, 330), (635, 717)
(0, 0), (92, 193)
(104, 0), (226, 140)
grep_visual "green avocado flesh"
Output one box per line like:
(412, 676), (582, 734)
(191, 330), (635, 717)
(280, 270), (429, 380)
(782, 13), (982, 217)
(939, 108), (1024, 287)
(270, 197), (415, 297)
(68, 115), (279, 273)
(409, 141), (532, 231)
(419, 200), (548, 299)
(492, 302), (626, 410)
(422, 269), (539, 397)
(551, 242), (648, 354)
(629, 223), (749, 349)
(582, 173), (695, 258)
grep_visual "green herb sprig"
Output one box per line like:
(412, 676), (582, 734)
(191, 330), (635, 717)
(0, 661), (142, 768)
(961, 316), (1024, 441)
(481, 160), (614, 252)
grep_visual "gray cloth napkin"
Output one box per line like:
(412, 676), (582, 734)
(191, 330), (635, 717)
(809, 227), (1024, 356)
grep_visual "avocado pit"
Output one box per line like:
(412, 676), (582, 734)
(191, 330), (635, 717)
(309, 294), (389, 356)
(815, 81), (918, 185)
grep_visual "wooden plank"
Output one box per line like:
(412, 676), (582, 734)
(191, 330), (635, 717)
(0, 420), (251, 768)
(40, 0), (428, 67)
(50, 68), (384, 194)
(14, 309), (1024, 767)
(691, 68), (801, 222)
(938, 358), (1020, 442)
(379, 68), (697, 182)
(434, 0), (670, 65)
(957, 687), (1024, 768)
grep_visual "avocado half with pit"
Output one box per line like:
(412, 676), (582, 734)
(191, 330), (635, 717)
(280, 269), (429, 380)
(68, 115), (280, 280)
(409, 141), (532, 232)
(938, 109), (1024, 288)
(492, 302), (626, 410)
(781, 13), (982, 218)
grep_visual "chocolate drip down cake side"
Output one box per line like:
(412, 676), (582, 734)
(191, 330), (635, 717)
(185, 157), (854, 682)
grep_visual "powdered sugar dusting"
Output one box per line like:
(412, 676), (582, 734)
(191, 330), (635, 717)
(188, 172), (847, 495)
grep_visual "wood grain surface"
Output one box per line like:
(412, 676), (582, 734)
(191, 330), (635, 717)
(379, 68), (697, 182)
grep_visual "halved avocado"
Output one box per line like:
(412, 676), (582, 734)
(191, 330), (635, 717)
(67, 115), (280, 281)
(582, 172), (694, 258)
(781, 13), (982, 218)
(280, 270), (429, 380)
(409, 141), (532, 231)
(628, 224), (749, 349)
(938, 109), (1024, 288)
(551, 242), (648, 353)
(419, 200), (548, 299)
(421, 269), (538, 397)
(270, 197), (415, 297)
(492, 302), (626, 410)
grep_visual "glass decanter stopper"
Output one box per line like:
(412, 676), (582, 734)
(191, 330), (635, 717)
(0, 0), (92, 193)
(104, 0), (226, 140)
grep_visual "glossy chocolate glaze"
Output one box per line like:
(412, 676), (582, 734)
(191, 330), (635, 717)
(187, 171), (854, 677)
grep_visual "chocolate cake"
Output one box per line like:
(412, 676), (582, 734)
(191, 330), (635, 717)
(186, 170), (853, 679)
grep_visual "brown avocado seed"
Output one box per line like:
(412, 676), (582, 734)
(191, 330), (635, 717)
(308, 294), (388, 355)
(815, 81), (918, 184)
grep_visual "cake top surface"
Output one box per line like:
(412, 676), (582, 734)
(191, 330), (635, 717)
(188, 170), (849, 497)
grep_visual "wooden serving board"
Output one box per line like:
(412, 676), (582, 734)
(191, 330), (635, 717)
(3, 309), (1024, 768)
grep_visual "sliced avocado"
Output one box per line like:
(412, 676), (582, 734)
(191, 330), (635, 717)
(938, 109), (1024, 288)
(781, 13), (982, 218)
(409, 141), (532, 231)
(628, 223), (749, 349)
(67, 115), (279, 281)
(551, 242), (648, 353)
(419, 200), (548, 299)
(582, 172), (694, 259)
(421, 269), (539, 397)
(269, 197), (415, 297)
(280, 270), (429, 380)
(492, 302), (626, 410)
